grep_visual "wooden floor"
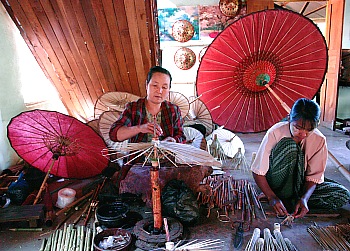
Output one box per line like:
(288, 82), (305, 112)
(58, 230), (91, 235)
(0, 126), (349, 251)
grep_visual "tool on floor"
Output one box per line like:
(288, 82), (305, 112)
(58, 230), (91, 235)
(281, 214), (295, 228)
(233, 221), (244, 248)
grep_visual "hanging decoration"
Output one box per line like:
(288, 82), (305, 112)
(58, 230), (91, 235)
(174, 47), (196, 70)
(219, 0), (241, 17)
(172, 20), (195, 42)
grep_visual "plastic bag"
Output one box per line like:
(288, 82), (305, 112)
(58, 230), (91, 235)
(161, 179), (200, 225)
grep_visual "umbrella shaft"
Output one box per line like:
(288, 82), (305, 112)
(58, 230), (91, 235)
(33, 158), (56, 205)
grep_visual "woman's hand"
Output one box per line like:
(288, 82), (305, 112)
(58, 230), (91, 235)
(293, 198), (309, 218)
(163, 137), (176, 142)
(268, 196), (289, 217)
(139, 122), (163, 137)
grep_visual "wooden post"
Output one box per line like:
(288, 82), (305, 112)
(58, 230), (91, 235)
(320, 0), (345, 129)
(246, 0), (274, 14)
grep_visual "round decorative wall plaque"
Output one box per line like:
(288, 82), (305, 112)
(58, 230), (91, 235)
(172, 20), (195, 42)
(174, 47), (196, 70)
(219, 0), (240, 17)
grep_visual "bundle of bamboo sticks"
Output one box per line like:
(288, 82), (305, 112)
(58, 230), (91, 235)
(226, 147), (250, 172)
(307, 223), (350, 250)
(171, 239), (225, 250)
(245, 227), (299, 251)
(39, 223), (95, 251)
(197, 176), (266, 221)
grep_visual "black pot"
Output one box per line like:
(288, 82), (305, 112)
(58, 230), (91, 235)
(96, 202), (129, 228)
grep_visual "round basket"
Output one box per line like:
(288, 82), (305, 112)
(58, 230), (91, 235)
(94, 228), (132, 251)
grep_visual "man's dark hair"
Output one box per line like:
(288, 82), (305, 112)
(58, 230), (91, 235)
(146, 66), (172, 87)
(290, 98), (321, 130)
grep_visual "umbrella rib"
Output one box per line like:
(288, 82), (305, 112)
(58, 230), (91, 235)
(274, 83), (311, 98)
(278, 28), (322, 59)
(13, 119), (57, 140)
(157, 148), (179, 167)
(216, 91), (243, 124)
(258, 11), (266, 54)
(282, 49), (326, 67)
(243, 95), (252, 130)
(206, 82), (240, 106)
(232, 94), (249, 130)
(262, 11), (278, 53)
(141, 147), (154, 167)
(226, 23), (247, 59)
(202, 54), (241, 69)
(240, 17), (252, 57)
(265, 11), (290, 53)
(280, 42), (325, 64)
(268, 14), (300, 56)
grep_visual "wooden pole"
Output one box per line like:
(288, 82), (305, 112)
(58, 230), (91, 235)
(151, 142), (162, 232)
(151, 114), (162, 232)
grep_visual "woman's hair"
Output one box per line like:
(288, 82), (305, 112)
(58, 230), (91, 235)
(146, 66), (172, 87)
(289, 98), (321, 129)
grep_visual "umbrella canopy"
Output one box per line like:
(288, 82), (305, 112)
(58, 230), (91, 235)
(207, 127), (245, 158)
(196, 9), (327, 132)
(184, 126), (207, 150)
(98, 110), (124, 148)
(167, 91), (190, 118)
(7, 109), (108, 179)
(94, 91), (140, 118)
(184, 96), (214, 136)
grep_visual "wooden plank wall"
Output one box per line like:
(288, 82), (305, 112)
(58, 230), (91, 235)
(1, 0), (158, 121)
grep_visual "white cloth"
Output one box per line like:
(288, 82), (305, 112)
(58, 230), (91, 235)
(251, 122), (327, 184)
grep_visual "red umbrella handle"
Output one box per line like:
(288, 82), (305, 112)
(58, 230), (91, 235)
(265, 84), (291, 113)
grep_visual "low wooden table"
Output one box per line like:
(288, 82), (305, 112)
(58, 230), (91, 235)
(0, 204), (44, 228)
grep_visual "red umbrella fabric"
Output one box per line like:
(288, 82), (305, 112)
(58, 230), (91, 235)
(7, 109), (108, 179)
(196, 9), (327, 132)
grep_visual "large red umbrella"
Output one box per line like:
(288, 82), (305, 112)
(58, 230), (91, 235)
(7, 109), (108, 179)
(196, 9), (327, 132)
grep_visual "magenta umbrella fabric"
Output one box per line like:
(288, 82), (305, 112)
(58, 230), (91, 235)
(7, 109), (108, 179)
(196, 9), (327, 132)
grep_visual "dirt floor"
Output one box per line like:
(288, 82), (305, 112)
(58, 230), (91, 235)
(0, 125), (349, 251)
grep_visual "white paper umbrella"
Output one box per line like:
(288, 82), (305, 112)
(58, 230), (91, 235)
(184, 126), (207, 150)
(94, 91), (140, 118)
(208, 128), (245, 158)
(86, 119), (100, 135)
(103, 139), (221, 168)
(98, 110), (122, 148)
(167, 91), (190, 118)
(184, 96), (213, 136)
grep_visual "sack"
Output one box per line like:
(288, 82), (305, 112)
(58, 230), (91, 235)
(8, 172), (29, 205)
(161, 179), (200, 225)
